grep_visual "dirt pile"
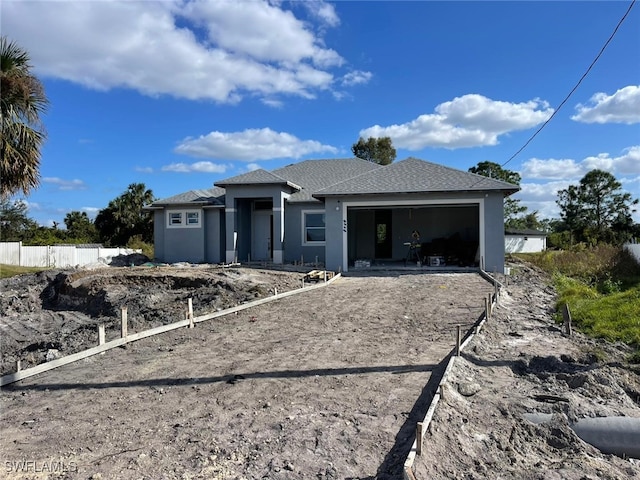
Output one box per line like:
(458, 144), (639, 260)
(0, 265), (305, 376)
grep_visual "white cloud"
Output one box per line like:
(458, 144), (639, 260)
(246, 163), (262, 171)
(82, 207), (100, 216)
(180, 0), (342, 68)
(522, 145), (640, 180)
(3, 0), (354, 103)
(300, 0), (341, 28)
(42, 177), (87, 191)
(360, 94), (553, 150)
(135, 167), (154, 174)
(341, 70), (373, 86)
(572, 85), (640, 124)
(174, 127), (338, 161)
(515, 181), (572, 220)
(261, 98), (284, 108)
(161, 161), (231, 173)
(520, 158), (583, 180)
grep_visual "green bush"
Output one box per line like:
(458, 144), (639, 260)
(126, 235), (154, 260)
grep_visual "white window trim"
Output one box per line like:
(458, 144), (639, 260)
(167, 209), (202, 229)
(301, 209), (326, 245)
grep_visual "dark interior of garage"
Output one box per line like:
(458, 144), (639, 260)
(347, 205), (480, 268)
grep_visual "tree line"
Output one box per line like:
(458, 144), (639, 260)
(0, 184), (155, 248)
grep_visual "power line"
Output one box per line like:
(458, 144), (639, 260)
(500, 0), (636, 170)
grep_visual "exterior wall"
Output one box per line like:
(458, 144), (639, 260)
(483, 193), (506, 273)
(324, 197), (344, 272)
(204, 209), (223, 263)
(282, 202), (325, 264)
(505, 235), (546, 253)
(153, 210), (166, 261)
(154, 207), (220, 264)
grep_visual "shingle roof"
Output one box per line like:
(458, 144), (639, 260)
(150, 157), (519, 208)
(313, 157), (519, 197)
(214, 169), (301, 190)
(148, 187), (225, 207)
(271, 158), (382, 202)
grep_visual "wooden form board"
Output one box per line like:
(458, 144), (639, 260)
(1, 273), (342, 387)
(403, 275), (498, 478)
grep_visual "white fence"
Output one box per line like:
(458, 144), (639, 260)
(0, 242), (141, 268)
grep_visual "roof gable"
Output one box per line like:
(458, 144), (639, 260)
(214, 168), (300, 190)
(313, 157), (520, 197)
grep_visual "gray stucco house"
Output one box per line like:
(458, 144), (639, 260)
(145, 157), (519, 273)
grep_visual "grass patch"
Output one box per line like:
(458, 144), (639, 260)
(0, 264), (49, 279)
(515, 246), (640, 363)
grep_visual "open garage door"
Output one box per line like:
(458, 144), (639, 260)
(347, 204), (480, 268)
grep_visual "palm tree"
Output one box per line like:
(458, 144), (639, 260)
(1, 36), (49, 198)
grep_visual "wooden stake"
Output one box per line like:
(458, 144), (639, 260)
(121, 306), (128, 338)
(274, 287), (278, 296)
(484, 297), (489, 320)
(188, 298), (194, 328)
(98, 324), (105, 345)
(562, 303), (572, 336)
(416, 422), (424, 456)
(16, 360), (21, 372)
(456, 325), (461, 356)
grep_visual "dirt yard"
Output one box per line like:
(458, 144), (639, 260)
(1, 260), (639, 479)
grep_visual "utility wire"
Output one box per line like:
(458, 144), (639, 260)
(472, 0), (636, 187)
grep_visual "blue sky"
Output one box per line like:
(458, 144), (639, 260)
(3, 0), (640, 227)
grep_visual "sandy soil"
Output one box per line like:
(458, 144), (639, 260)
(1, 260), (639, 479)
(412, 259), (640, 479)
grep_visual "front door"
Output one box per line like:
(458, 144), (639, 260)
(252, 211), (272, 261)
(375, 210), (392, 259)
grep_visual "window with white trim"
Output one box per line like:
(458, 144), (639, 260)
(302, 211), (325, 244)
(167, 209), (201, 228)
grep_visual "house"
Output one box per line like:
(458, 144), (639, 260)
(145, 157), (519, 273)
(505, 228), (547, 253)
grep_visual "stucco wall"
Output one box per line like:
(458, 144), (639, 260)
(505, 235), (546, 253)
(154, 207), (207, 263)
(204, 209), (223, 263)
(483, 193), (506, 273)
(283, 202), (325, 264)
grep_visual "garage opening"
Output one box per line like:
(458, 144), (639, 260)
(347, 205), (480, 267)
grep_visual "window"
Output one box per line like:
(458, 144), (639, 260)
(187, 211), (200, 225)
(303, 211), (325, 244)
(169, 212), (183, 226)
(167, 209), (201, 229)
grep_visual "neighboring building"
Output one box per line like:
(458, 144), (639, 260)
(505, 229), (547, 253)
(145, 157), (519, 273)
